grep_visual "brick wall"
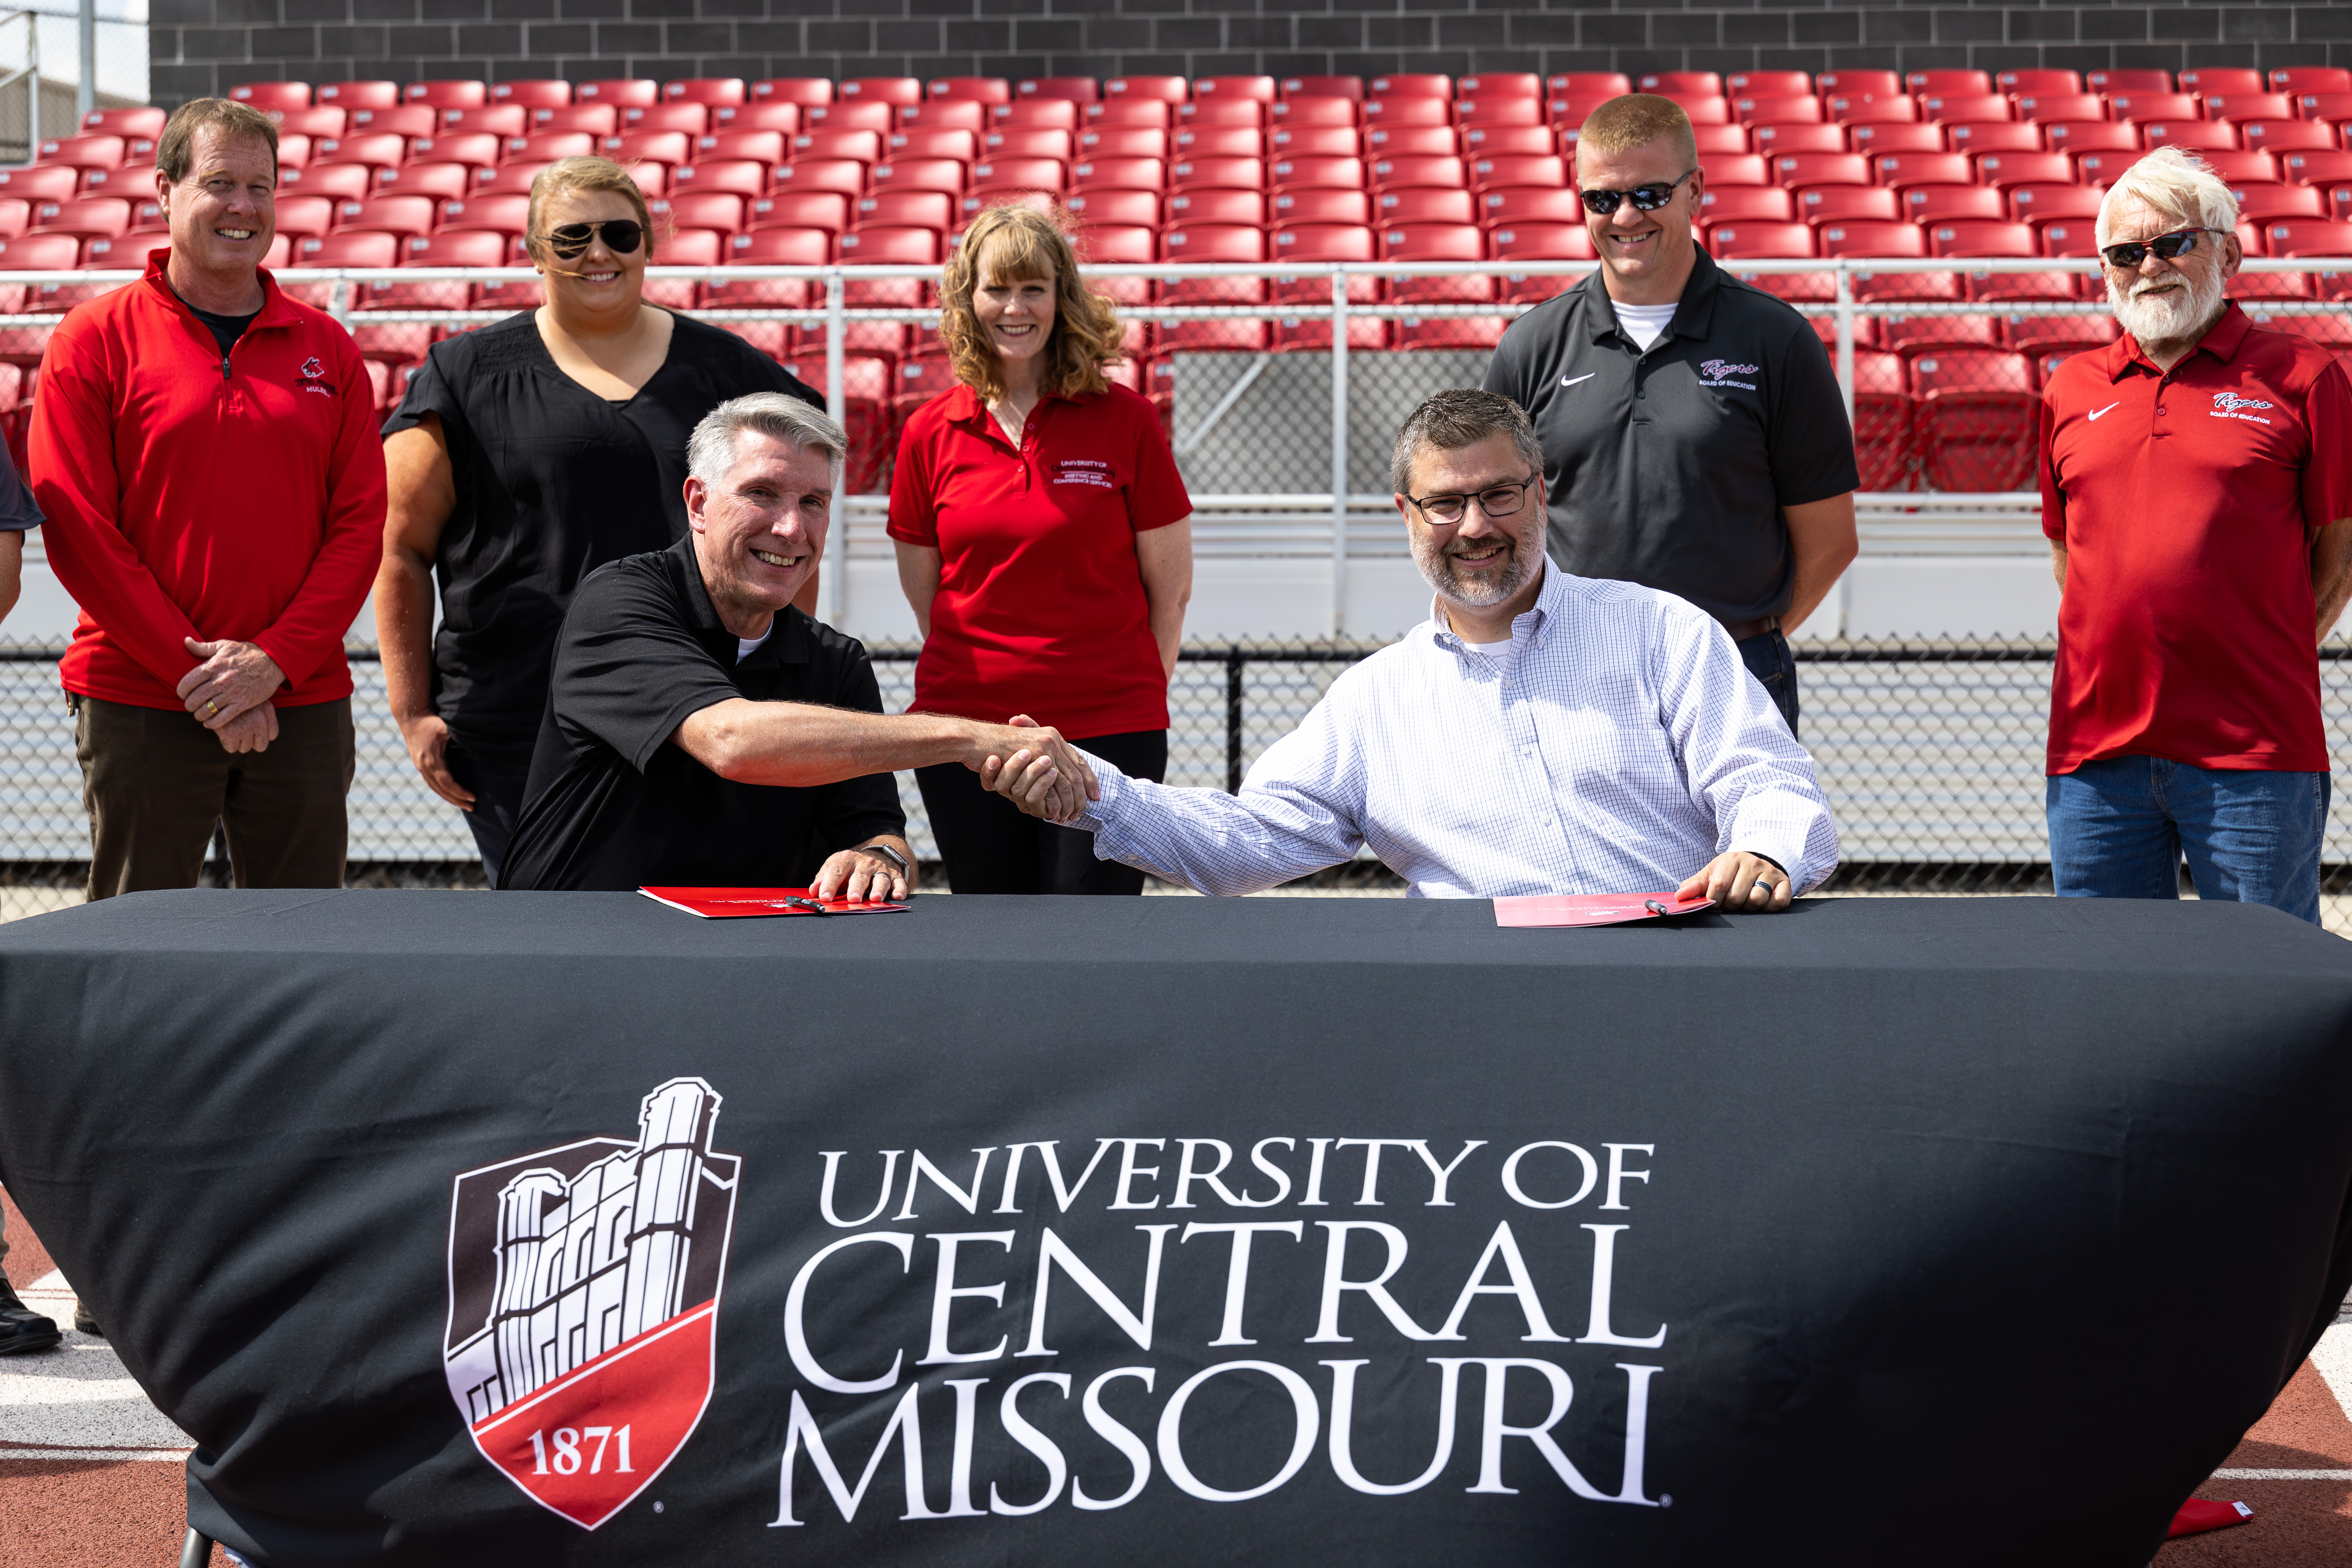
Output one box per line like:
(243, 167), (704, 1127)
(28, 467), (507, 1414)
(148, 0), (2349, 111)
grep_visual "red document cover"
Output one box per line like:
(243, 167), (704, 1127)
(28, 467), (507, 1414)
(1492, 891), (1716, 928)
(637, 887), (910, 918)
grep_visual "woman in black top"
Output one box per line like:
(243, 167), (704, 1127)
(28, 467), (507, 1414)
(376, 155), (822, 884)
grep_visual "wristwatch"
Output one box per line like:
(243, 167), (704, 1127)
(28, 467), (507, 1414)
(862, 841), (911, 879)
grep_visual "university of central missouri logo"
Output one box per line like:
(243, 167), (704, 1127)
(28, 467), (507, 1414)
(442, 1077), (742, 1528)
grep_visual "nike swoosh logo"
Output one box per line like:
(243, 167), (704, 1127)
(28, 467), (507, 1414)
(1560, 373), (1597, 387)
(2087, 401), (2120, 421)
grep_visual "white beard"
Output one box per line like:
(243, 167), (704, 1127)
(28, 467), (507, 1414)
(2109, 260), (2226, 348)
(1414, 512), (1547, 610)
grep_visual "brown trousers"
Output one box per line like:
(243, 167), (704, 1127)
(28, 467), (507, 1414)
(73, 694), (355, 900)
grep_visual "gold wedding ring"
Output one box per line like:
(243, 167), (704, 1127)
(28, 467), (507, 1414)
(204, 700), (218, 716)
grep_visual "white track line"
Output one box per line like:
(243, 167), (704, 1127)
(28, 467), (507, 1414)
(2211, 1467), (2352, 1481)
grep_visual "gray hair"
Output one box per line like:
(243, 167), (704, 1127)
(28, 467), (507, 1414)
(686, 392), (848, 488)
(1390, 388), (1545, 496)
(2097, 146), (2240, 248)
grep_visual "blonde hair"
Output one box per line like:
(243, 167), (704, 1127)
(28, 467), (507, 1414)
(524, 156), (659, 269)
(938, 203), (1126, 402)
(1575, 93), (1698, 172)
(2097, 146), (2240, 247)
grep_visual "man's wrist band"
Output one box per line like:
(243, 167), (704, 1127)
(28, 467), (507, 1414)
(862, 841), (911, 877)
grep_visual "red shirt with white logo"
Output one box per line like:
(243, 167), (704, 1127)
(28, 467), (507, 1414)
(2038, 302), (2352, 774)
(30, 251), (387, 709)
(888, 381), (1190, 737)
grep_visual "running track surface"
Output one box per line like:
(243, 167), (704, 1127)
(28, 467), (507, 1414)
(4, 1185), (2349, 1565)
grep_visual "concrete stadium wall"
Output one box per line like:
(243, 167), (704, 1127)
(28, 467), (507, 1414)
(148, 0), (2350, 111)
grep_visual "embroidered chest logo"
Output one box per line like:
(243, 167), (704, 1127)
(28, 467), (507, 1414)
(2212, 390), (2275, 424)
(1697, 358), (1760, 390)
(1050, 458), (1114, 489)
(296, 355), (336, 397)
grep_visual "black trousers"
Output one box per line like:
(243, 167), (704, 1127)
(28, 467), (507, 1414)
(917, 729), (1168, 895)
(443, 727), (536, 889)
(1736, 628), (1801, 739)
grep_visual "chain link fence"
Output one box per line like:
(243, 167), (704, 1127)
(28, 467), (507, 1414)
(9, 639), (2352, 927)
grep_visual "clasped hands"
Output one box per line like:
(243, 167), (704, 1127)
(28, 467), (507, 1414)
(175, 637), (285, 755)
(975, 715), (1098, 826)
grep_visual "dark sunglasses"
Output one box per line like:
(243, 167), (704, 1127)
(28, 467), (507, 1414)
(1578, 169), (1697, 217)
(542, 219), (644, 259)
(2099, 227), (2222, 269)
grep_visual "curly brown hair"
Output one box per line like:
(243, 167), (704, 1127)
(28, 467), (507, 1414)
(937, 203), (1127, 402)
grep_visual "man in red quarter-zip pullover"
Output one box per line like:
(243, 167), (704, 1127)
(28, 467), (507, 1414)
(31, 98), (385, 899)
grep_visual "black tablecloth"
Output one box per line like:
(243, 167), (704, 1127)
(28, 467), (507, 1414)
(3, 891), (2349, 1567)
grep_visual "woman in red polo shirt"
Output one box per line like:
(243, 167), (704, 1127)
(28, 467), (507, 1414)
(890, 204), (1193, 894)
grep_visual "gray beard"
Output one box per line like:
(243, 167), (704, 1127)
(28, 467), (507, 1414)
(2110, 263), (2226, 349)
(1414, 517), (1546, 611)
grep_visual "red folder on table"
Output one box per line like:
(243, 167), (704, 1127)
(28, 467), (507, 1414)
(1493, 891), (1715, 928)
(638, 887), (910, 918)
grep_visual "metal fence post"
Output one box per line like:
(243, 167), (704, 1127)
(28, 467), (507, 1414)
(1834, 262), (1855, 425)
(1225, 648), (1245, 795)
(824, 270), (847, 626)
(328, 275), (351, 332)
(1329, 267), (1350, 639)
(75, 0), (93, 121)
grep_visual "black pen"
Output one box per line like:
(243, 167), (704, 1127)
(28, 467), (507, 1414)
(1645, 899), (1672, 916)
(780, 896), (832, 916)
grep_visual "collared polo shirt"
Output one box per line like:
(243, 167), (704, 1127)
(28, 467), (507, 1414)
(2039, 302), (2352, 775)
(888, 381), (1189, 739)
(1482, 247), (1859, 625)
(501, 535), (905, 891)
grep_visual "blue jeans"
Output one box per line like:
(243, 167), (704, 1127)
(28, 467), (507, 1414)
(2046, 756), (2330, 925)
(1737, 629), (1799, 739)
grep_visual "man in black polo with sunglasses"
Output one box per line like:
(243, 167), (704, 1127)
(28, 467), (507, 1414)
(1484, 93), (1857, 736)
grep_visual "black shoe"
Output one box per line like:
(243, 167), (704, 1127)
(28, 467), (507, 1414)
(0, 1277), (61, 1355)
(71, 1298), (100, 1338)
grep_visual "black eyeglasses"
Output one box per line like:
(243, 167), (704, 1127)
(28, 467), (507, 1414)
(1404, 474), (1538, 526)
(2099, 227), (2223, 269)
(542, 219), (644, 259)
(1578, 169), (1697, 217)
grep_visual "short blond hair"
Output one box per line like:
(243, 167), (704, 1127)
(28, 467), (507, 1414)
(1575, 93), (1697, 172)
(2097, 146), (2240, 247)
(524, 156), (658, 268)
(937, 203), (1126, 403)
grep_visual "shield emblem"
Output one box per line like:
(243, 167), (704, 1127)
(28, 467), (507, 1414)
(442, 1077), (740, 1529)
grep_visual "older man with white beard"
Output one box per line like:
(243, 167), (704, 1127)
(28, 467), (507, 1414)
(2038, 147), (2352, 924)
(980, 388), (1837, 905)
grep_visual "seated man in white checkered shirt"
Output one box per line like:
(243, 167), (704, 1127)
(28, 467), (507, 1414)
(984, 389), (1839, 908)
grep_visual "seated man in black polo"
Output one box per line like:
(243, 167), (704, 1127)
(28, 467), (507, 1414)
(501, 392), (1096, 894)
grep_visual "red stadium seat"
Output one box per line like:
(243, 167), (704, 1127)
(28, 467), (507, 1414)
(1020, 76), (1100, 104)
(1946, 121), (2043, 155)
(2269, 220), (2352, 299)
(1772, 153), (1869, 188)
(1173, 125), (1263, 159)
(1365, 125), (1456, 160)
(1490, 221), (1592, 303)
(838, 78), (922, 108)
(868, 158), (966, 195)
(487, 79), (571, 109)
(702, 227), (827, 310)
(710, 103), (798, 136)
(2140, 121), (2238, 151)
(1848, 349), (1915, 490)
(1849, 126), (1946, 161)
(1882, 311), (2002, 354)
(1656, 94), (1733, 126)
(2007, 183), (2102, 223)
(1280, 75), (1362, 102)
(2273, 68), (2352, 95)
(1461, 125), (1555, 158)
(2104, 91), (2198, 123)
(1456, 73), (1540, 101)
(1704, 186), (1796, 223)
(277, 230), (399, 307)
(314, 81), (399, 110)
(2003, 312), (2122, 357)
(1196, 75), (1276, 104)
(1548, 72), (1632, 98)
(1080, 126), (1168, 159)
(1086, 102), (1169, 136)
(967, 155), (1065, 194)
(1912, 349), (2036, 489)
(853, 189), (954, 231)
(1909, 70), (1993, 95)
(1828, 96), (1920, 127)
(1106, 76), (1190, 104)
(1264, 187), (1367, 226)
(1155, 222), (1266, 349)
(364, 229), (504, 317)
(1793, 184), (1898, 224)
(1821, 220), (1953, 303)
(0, 165), (79, 203)
(1362, 97), (1451, 128)
(374, 163), (470, 201)
(1873, 151), (1973, 189)
(439, 106), (527, 138)
(985, 127), (1073, 160)
(572, 79), (657, 108)
(1720, 70), (1806, 97)
(804, 102), (893, 136)
(2236, 183), (2327, 222)
(274, 194), (336, 239)
(602, 130), (693, 170)
(434, 192), (529, 235)
(1736, 96), (1822, 127)
(1818, 71), (1903, 99)
(1269, 97), (1359, 131)
(1392, 312), (1506, 352)
(1973, 151), (2075, 188)
(1368, 73), (1450, 98)
(2044, 120), (2140, 154)
(1476, 186), (1576, 226)
(505, 130), (595, 164)
(230, 82), (312, 113)
(2180, 69), (2265, 97)
(275, 108), (347, 137)
(794, 130), (885, 164)
(1063, 188), (1159, 226)
(2204, 92), (2296, 123)
(1999, 70), (2085, 96)
(1704, 154), (1772, 186)
(1267, 222), (1377, 306)
(655, 190), (745, 236)
(1074, 156), (1167, 191)
(1270, 125), (1360, 158)
(751, 78), (831, 109)
(1636, 71), (1722, 95)
(2070, 149), (2145, 185)
(2084, 69), (2174, 94)
(1377, 187), (1476, 225)
(2012, 93), (2104, 125)
(924, 76), (1010, 107)
(2283, 150), (2352, 185)
(623, 104), (711, 137)
(1710, 220), (1826, 303)
(408, 133), (500, 170)
(27, 197), (129, 239)
(1166, 189), (1266, 226)
(283, 163), (376, 202)
(329, 194), (435, 241)
(692, 128), (786, 166)
(1906, 184), (2006, 224)
(2293, 92), (2352, 122)
(312, 132), (405, 171)
(763, 163), (862, 208)
(1456, 97), (1546, 129)
(1170, 155), (1266, 192)
(35, 133), (123, 170)
(346, 106), (433, 136)
(2242, 120), (2337, 155)
(898, 100), (985, 134)
(404, 80), (486, 109)
(1181, 99), (1268, 129)
(1751, 124), (1845, 156)
(1919, 94), (2011, 126)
